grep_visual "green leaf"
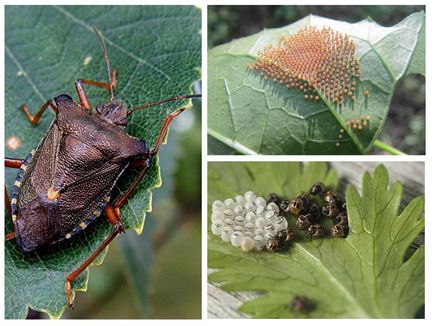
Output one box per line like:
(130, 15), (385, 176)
(208, 12), (425, 154)
(5, 5), (201, 319)
(208, 163), (424, 318)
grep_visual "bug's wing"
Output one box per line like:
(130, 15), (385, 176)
(14, 122), (63, 252)
(55, 158), (128, 236)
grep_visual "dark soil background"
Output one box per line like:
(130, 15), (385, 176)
(208, 5), (425, 155)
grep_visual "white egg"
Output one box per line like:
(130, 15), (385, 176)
(220, 227), (233, 242)
(224, 198), (236, 209)
(243, 231), (254, 239)
(235, 195), (246, 206)
(212, 200), (225, 212)
(275, 216), (288, 231)
(244, 191), (257, 202)
(245, 212), (257, 223)
(233, 225), (244, 233)
(211, 211), (224, 223)
(264, 231), (275, 240)
(264, 211), (276, 223)
(224, 218), (234, 227)
(244, 202), (255, 213)
(254, 235), (266, 251)
(234, 215), (245, 226)
(264, 223), (277, 236)
(255, 217), (266, 229)
(233, 204), (244, 215)
(223, 209), (235, 218)
(254, 229), (265, 236)
(240, 237), (255, 252)
(231, 231), (243, 246)
(255, 197), (267, 208)
(255, 206), (265, 215)
(266, 202), (280, 214)
(256, 210), (266, 218)
(244, 222), (255, 232)
(211, 223), (222, 236)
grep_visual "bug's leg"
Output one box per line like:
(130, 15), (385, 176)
(20, 100), (57, 126)
(5, 157), (24, 169)
(65, 157), (147, 307)
(65, 203), (123, 308)
(5, 187), (16, 240)
(75, 69), (118, 110)
(6, 232), (15, 240)
(115, 159), (150, 209)
(150, 109), (185, 155)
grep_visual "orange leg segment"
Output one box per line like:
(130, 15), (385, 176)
(150, 109), (185, 155)
(75, 69), (117, 109)
(5, 157), (24, 169)
(20, 100), (57, 126)
(65, 212), (123, 308)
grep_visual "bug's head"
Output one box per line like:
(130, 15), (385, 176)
(95, 99), (128, 127)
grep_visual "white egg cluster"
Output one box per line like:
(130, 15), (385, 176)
(210, 191), (288, 252)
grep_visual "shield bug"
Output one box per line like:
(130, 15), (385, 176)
(4, 27), (201, 308)
(291, 296), (315, 313)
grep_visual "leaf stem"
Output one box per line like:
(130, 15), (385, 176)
(373, 140), (406, 155)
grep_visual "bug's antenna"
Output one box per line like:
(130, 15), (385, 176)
(93, 27), (114, 100)
(127, 94), (201, 115)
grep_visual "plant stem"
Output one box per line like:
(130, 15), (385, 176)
(373, 140), (406, 155)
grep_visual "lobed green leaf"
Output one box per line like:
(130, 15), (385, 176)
(208, 163), (424, 318)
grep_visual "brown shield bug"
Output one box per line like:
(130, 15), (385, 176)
(4, 27), (200, 308)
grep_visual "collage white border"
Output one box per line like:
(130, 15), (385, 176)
(0, 0), (431, 323)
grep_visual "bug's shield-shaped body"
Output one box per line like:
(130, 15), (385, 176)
(12, 94), (147, 252)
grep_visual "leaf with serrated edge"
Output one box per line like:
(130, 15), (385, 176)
(208, 163), (424, 318)
(5, 5), (201, 319)
(208, 12), (425, 154)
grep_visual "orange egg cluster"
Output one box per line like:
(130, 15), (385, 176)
(249, 26), (360, 105)
(346, 116), (370, 131)
(336, 116), (370, 147)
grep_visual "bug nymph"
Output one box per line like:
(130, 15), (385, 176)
(322, 202), (339, 218)
(323, 191), (337, 204)
(267, 192), (281, 206)
(310, 182), (325, 196)
(5, 27), (200, 308)
(266, 238), (280, 252)
(306, 224), (325, 239)
(296, 214), (313, 230)
(291, 296), (314, 313)
(288, 197), (305, 215)
(277, 228), (295, 248)
(331, 223), (349, 238)
(334, 211), (348, 225)
(308, 204), (321, 220)
(279, 199), (290, 214)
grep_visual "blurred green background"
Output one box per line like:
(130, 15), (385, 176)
(208, 5), (425, 154)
